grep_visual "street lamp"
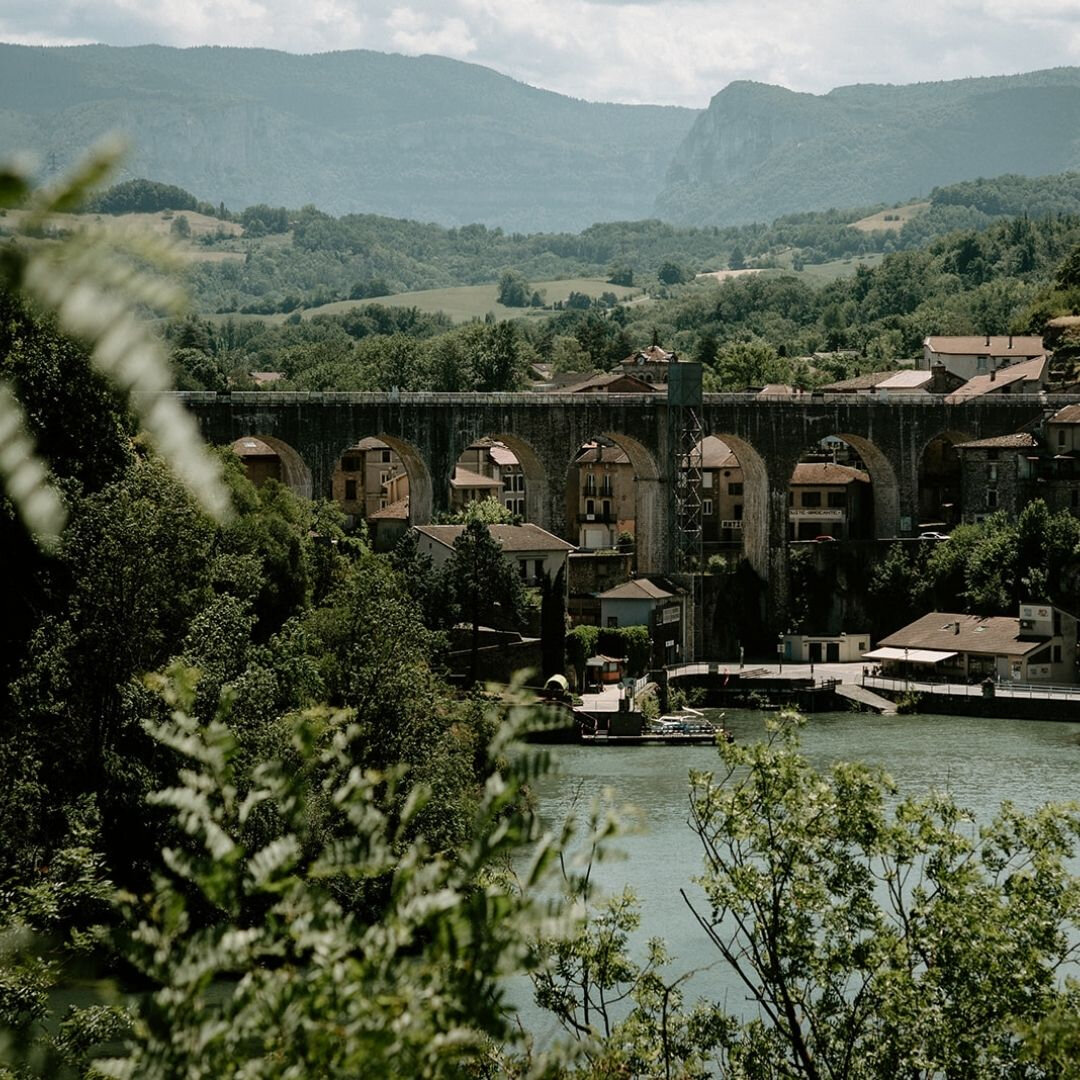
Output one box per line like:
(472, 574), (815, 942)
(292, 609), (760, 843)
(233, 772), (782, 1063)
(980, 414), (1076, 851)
(777, 634), (784, 674)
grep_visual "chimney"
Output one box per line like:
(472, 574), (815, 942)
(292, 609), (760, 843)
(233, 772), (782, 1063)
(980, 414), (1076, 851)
(985, 333), (990, 346)
(990, 367), (996, 382)
(1008, 334), (1014, 349)
(954, 621), (960, 634)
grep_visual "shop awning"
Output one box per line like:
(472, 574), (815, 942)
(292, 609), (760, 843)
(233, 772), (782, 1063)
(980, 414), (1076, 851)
(862, 647), (958, 664)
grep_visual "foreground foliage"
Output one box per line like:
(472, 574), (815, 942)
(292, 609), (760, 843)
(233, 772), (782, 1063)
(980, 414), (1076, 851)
(686, 713), (1080, 1079)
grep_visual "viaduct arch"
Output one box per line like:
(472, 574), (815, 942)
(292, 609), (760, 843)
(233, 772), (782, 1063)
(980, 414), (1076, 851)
(180, 390), (1067, 627)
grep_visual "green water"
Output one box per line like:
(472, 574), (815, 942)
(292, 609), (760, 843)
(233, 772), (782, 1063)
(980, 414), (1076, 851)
(524, 708), (1080, 1021)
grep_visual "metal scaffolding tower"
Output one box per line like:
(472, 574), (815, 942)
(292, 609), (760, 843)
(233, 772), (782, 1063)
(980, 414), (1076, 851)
(667, 363), (704, 661)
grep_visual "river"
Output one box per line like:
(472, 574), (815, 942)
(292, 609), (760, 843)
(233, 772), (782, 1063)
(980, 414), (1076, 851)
(519, 707), (1080, 1029)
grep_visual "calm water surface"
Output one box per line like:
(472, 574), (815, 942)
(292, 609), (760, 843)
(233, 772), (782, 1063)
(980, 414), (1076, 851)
(517, 708), (1080, 1024)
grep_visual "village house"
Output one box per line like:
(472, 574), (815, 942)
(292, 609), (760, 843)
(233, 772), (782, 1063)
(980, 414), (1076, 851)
(701, 436), (745, 547)
(867, 603), (1078, 684)
(574, 440), (636, 550)
(412, 522), (574, 587)
(564, 371), (660, 394)
(619, 343), (677, 385)
(944, 354), (1048, 401)
(788, 462), (872, 540)
(920, 334), (1045, 380)
(597, 576), (685, 666)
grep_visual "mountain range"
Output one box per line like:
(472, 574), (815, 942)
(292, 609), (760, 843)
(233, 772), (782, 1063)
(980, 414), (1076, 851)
(1, 44), (1079, 231)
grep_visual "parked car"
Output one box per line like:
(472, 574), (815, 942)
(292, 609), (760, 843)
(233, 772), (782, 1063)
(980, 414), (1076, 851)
(918, 531), (949, 540)
(814, 535), (838, 542)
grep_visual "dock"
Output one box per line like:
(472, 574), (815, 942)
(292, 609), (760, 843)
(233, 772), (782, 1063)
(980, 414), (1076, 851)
(834, 683), (897, 715)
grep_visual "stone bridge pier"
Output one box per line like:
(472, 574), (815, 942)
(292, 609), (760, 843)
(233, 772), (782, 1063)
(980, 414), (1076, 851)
(177, 390), (1062, 633)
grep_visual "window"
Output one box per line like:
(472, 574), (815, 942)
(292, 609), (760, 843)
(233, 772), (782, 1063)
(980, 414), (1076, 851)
(601, 476), (613, 496)
(602, 500), (611, 518)
(586, 499), (595, 515)
(380, 470), (391, 486)
(1059, 429), (1067, 447)
(987, 489), (998, 509)
(381, 450), (391, 463)
(342, 455), (361, 472)
(734, 503), (743, 520)
(729, 482), (743, 496)
(703, 498), (713, 516)
(802, 491), (822, 508)
(827, 491), (846, 508)
(988, 448), (1000, 460)
(788, 491), (794, 506)
(702, 472), (713, 489)
(378, 497), (387, 509)
(988, 464), (998, 482)
(519, 561), (528, 580)
(607, 616), (618, 628)
(344, 479), (357, 501)
(515, 473), (525, 492)
(585, 474), (596, 495)
(535, 559), (544, 581)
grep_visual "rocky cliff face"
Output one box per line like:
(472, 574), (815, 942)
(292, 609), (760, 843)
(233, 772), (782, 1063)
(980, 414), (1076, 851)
(657, 71), (1080, 226)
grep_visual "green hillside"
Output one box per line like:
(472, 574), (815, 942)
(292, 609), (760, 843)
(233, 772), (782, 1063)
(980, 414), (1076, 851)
(0, 44), (695, 233)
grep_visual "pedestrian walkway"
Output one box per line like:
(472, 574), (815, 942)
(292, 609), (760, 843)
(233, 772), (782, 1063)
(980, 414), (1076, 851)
(834, 683), (897, 715)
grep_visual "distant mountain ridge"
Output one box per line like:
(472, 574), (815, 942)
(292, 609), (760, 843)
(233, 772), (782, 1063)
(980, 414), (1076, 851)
(657, 69), (1080, 224)
(2, 45), (1080, 231)
(0, 44), (696, 232)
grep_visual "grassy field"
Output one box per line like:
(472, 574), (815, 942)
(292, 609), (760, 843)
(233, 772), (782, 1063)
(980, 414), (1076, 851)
(291, 278), (643, 324)
(849, 202), (929, 232)
(1, 207), (244, 263)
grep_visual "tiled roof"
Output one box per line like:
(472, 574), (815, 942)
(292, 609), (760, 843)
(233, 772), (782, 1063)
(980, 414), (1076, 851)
(954, 433), (1039, 449)
(877, 370), (932, 390)
(566, 372), (660, 393)
(487, 444), (520, 467)
(945, 356), (1047, 401)
(575, 442), (631, 466)
(820, 371), (902, 391)
(701, 435), (737, 469)
(598, 577), (675, 601)
(249, 371), (284, 385)
(622, 344), (675, 365)
(925, 335), (1044, 357)
(879, 611), (1045, 657)
(758, 383), (798, 396)
(1049, 404), (1080, 424)
(369, 497), (409, 521)
(450, 466), (501, 489)
(790, 462), (869, 486)
(233, 437), (276, 456)
(414, 523), (575, 553)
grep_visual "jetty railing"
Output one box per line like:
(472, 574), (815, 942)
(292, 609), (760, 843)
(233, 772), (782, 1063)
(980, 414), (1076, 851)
(863, 674), (1080, 702)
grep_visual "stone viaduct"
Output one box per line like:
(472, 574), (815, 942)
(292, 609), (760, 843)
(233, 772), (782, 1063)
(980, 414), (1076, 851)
(177, 389), (1072, 623)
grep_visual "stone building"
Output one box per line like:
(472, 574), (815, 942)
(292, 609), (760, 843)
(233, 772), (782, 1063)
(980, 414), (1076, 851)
(955, 433), (1040, 522)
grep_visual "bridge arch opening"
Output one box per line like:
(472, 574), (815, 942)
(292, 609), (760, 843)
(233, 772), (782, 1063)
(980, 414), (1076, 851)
(566, 431), (661, 571)
(784, 434), (888, 542)
(919, 430), (972, 530)
(447, 433), (548, 527)
(698, 433), (769, 578)
(331, 434), (432, 550)
(231, 435), (312, 499)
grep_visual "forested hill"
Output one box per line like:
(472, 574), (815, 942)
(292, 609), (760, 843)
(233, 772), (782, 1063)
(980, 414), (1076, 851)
(657, 69), (1080, 225)
(0, 44), (695, 233)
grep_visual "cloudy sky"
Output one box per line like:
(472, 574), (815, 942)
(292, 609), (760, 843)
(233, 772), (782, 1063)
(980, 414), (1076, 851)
(3, 0), (1080, 107)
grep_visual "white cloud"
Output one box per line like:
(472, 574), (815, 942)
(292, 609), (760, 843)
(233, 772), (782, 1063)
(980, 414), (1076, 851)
(386, 7), (477, 57)
(2, 0), (1079, 104)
